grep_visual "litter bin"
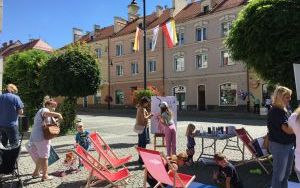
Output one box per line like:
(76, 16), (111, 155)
(19, 116), (29, 132)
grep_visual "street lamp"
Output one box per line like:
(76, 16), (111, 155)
(129, 0), (147, 90)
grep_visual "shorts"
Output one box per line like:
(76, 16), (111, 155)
(27, 140), (51, 160)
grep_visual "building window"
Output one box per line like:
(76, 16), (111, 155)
(196, 27), (207, 41)
(221, 21), (232, 37)
(116, 44), (123, 56)
(221, 50), (234, 66)
(131, 63), (138, 75)
(130, 42), (135, 53)
(116, 65), (123, 76)
(95, 48), (102, 58)
(115, 90), (124, 105)
(147, 38), (152, 50)
(203, 5), (209, 13)
(195, 54), (208, 69)
(177, 32), (184, 46)
(220, 83), (237, 106)
(174, 55), (185, 72)
(148, 60), (157, 73)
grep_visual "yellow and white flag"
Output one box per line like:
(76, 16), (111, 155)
(133, 27), (141, 51)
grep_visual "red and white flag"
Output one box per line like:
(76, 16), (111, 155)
(162, 19), (178, 48)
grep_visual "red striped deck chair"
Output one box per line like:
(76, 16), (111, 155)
(136, 147), (195, 188)
(73, 145), (130, 188)
(235, 128), (271, 174)
(89, 132), (132, 169)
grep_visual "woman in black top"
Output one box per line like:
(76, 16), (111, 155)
(267, 86), (295, 188)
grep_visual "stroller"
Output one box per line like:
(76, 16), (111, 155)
(0, 134), (23, 187)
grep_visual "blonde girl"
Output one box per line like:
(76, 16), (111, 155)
(267, 86), (295, 188)
(185, 123), (196, 165)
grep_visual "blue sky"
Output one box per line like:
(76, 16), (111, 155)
(0, 0), (172, 49)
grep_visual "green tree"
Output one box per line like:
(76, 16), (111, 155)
(40, 43), (100, 134)
(226, 0), (300, 104)
(3, 50), (50, 122)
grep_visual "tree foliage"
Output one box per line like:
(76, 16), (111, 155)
(40, 43), (100, 133)
(226, 0), (300, 92)
(40, 43), (100, 97)
(3, 50), (50, 121)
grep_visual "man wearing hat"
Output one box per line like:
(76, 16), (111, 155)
(0, 84), (24, 147)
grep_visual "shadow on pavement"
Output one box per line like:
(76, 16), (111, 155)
(56, 180), (87, 188)
(109, 143), (136, 149)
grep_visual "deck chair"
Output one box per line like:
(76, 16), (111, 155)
(89, 132), (132, 169)
(235, 128), (271, 174)
(136, 147), (195, 188)
(73, 145), (130, 188)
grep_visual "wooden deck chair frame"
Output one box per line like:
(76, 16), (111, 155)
(136, 147), (195, 188)
(89, 132), (132, 169)
(73, 145), (131, 188)
(235, 128), (271, 174)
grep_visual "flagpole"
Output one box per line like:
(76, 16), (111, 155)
(143, 0), (147, 90)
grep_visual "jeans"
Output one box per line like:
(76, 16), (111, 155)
(164, 124), (176, 156)
(0, 126), (19, 147)
(269, 141), (294, 188)
(138, 127), (150, 163)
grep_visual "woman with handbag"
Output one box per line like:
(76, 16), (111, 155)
(29, 99), (63, 181)
(135, 96), (153, 165)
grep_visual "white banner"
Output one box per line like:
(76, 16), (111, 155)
(0, 56), (3, 94)
(293, 64), (300, 102)
(150, 96), (177, 134)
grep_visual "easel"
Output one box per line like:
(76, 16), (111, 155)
(153, 133), (166, 150)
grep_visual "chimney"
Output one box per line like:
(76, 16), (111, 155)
(114, 17), (127, 33)
(72, 27), (83, 42)
(128, 14), (139, 22)
(202, 0), (218, 11)
(94, 24), (100, 31)
(172, 0), (188, 16)
(156, 5), (163, 17)
(2, 42), (7, 48)
(9, 40), (13, 45)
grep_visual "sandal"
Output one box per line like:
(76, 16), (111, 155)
(41, 175), (54, 182)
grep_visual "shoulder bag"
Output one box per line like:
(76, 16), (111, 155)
(41, 111), (60, 140)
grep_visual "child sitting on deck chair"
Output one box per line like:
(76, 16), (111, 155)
(213, 153), (243, 188)
(147, 152), (188, 187)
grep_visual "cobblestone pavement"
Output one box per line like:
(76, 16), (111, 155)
(2, 114), (268, 188)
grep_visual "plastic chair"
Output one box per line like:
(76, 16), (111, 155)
(136, 147), (195, 188)
(235, 128), (271, 174)
(89, 132), (132, 169)
(73, 145), (130, 188)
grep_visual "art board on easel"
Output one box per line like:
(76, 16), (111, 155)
(150, 96), (177, 134)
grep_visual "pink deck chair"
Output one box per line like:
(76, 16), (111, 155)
(136, 147), (195, 188)
(235, 128), (271, 174)
(89, 132), (132, 169)
(73, 145), (130, 188)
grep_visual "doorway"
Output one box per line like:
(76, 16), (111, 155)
(198, 85), (206, 111)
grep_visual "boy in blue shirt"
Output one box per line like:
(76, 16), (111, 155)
(75, 122), (90, 168)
